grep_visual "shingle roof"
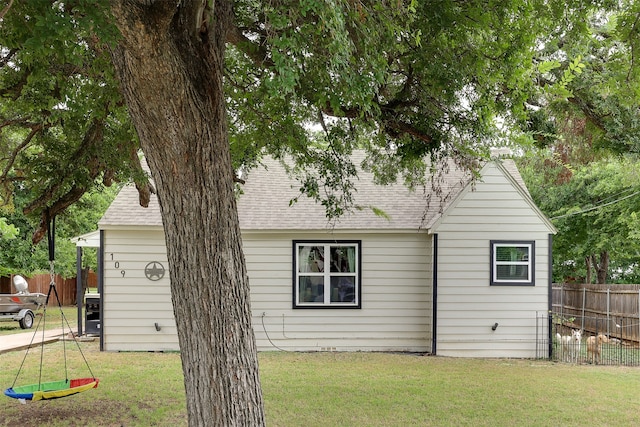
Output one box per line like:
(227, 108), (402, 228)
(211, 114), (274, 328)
(99, 183), (163, 228)
(99, 152), (528, 231)
(237, 154), (469, 231)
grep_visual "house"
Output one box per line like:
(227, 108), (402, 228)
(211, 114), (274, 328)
(97, 151), (556, 357)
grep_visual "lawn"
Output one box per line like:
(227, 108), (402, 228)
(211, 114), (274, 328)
(1, 343), (640, 426)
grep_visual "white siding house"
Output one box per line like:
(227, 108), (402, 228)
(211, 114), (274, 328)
(97, 152), (555, 357)
(428, 161), (555, 357)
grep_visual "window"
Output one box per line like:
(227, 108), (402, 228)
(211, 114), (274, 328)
(293, 241), (361, 308)
(490, 241), (535, 286)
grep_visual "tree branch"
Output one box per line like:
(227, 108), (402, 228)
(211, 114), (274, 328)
(23, 118), (109, 242)
(0, 123), (43, 183)
(127, 146), (155, 207)
(31, 186), (87, 244)
(0, 0), (14, 20)
(226, 22), (275, 68)
(568, 96), (608, 132)
(384, 119), (434, 145)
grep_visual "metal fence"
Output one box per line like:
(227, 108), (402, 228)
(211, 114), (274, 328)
(535, 311), (551, 359)
(551, 313), (640, 365)
(549, 283), (640, 365)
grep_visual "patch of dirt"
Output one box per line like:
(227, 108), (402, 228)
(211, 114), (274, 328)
(0, 399), (145, 427)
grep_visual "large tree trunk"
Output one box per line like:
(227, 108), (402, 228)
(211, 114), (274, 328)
(109, 2), (265, 426)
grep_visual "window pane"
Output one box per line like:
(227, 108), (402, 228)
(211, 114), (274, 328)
(299, 277), (324, 302)
(330, 276), (356, 302)
(496, 246), (529, 262)
(299, 245), (324, 272)
(330, 246), (356, 273)
(496, 265), (529, 281)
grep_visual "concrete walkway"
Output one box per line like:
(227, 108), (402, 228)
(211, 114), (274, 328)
(0, 328), (66, 354)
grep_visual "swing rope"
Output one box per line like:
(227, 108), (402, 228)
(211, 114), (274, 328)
(5, 213), (98, 401)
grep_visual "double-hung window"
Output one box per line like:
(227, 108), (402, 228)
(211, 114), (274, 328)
(293, 240), (361, 308)
(490, 240), (535, 286)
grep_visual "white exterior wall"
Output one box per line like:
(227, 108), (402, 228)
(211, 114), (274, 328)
(247, 232), (433, 352)
(101, 229), (433, 353)
(102, 228), (178, 352)
(433, 162), (552, 358)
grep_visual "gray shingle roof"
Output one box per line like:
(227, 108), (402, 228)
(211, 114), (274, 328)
(237, 154), (469, 231)
(99, 183), (163, 228)
(99, 153), (528, 231)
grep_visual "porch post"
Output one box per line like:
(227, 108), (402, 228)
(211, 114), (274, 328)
(76, 246), (83, 336)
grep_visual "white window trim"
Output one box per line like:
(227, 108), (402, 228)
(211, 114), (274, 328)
(293, 240), (361, 309)
(490, 240), (535, 286)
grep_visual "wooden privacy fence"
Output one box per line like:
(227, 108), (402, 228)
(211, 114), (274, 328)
(552, 283), (640, 345)
(0, 273), (97, 306)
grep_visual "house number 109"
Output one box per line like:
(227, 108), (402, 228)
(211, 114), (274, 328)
(110, 254), (126, 277)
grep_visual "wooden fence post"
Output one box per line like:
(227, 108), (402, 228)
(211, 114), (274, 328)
(607, 288), (611, 337)
(560, 283), (564, 321)
(582, 287), (586, 331)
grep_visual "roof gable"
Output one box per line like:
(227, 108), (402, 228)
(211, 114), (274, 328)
(428, 159), (557, 234)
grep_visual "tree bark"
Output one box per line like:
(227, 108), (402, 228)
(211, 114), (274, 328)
(594, 251), (609, 285)
(109, 2), (265, 426)
(588, 252), (609, 285)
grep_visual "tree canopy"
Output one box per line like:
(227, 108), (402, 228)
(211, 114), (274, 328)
(516, 1), (640, 284)
(2, 0), (640, 425)
(520, 152), (640, 284)
(2, 1), (625, 231)
(0, 1), (149, 244)
(0, 184), (117, 277)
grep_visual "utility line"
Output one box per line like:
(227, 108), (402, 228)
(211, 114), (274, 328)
(551, 189), (640, 220)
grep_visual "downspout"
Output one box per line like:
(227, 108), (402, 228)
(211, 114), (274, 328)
(99, 230), (104, 351)
(547, 234), (553, 359)
(432, 233), (438, 355)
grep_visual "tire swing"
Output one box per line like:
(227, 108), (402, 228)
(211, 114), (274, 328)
(4, 215), (99, 402)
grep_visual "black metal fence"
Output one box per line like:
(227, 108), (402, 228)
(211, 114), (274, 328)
(550, 311), (640, 366)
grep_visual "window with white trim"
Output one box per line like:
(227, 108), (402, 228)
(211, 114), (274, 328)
(293, 241), (361, 308)
(490, 241), (535, 286)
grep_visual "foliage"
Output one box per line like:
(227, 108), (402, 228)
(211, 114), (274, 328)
(519, 151), (640, 283)
(229, 0), (591, 171)
(0, 185), (117, 278)
(0, 216), (18, 239)
(515, 3), (640, 284)
(0, 1), (149, 244)
(2, 1), (635, 229)
(524, 1), (640, 155)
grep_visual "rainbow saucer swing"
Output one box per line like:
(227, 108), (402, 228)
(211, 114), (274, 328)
(4, 215), (99, 402)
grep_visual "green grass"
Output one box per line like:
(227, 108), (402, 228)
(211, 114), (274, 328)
(2, 346), (640, 426)
(0, 306), (78, 336)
